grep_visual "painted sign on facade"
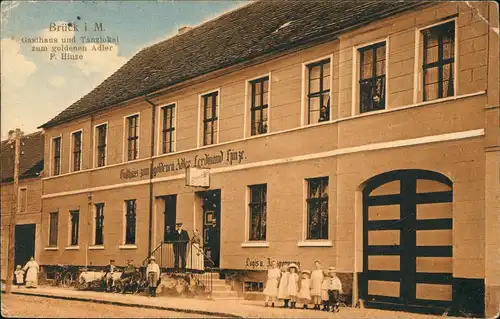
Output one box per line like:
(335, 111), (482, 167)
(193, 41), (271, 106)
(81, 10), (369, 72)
(245, 257), (301, 270)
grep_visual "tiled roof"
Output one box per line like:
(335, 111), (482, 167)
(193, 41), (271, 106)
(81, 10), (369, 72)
(40, 0), (435, 128)
(1, 131), (44, 183)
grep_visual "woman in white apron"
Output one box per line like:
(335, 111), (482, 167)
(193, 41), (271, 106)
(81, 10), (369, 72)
(187, 229), (204, 271)
(23, 257), (39, 288)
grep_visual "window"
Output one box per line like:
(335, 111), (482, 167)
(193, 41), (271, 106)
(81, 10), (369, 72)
(49, 212), (58, 246)
(202, 91), (218, 146)
(19, 188), (27, 212)
(244, 281), (264, 292)
(422, 21), (455, 101)
(248, 184), (267, 241)
(161, 104), (176, 154)
(96, 124), (107, 167)
(126, 115), (139, 161)
(163, 195), (177, 242)
(70, 210), (79, 246)
(52, 137), (61, 176)
(307, 59), (331, 124)
(72, 131), (82, 171)
(306, 177), (329, 240)
(95, 203), (104, 245)
(359, 42), (386, 113)
(125, 199), (136, 245)
(250, 77), (269, 135)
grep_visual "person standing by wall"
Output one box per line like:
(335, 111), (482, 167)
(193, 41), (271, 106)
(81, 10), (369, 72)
(310, 259), (324, 310)
(147, 256), (161, 297)
(173, 223), (190, 270)
(278, 264), (290, 308)
(23, 257), (39, 288)
(103, 259), (117, 292)
(14, 265), (24, 288)
(263, 260), (281, 307)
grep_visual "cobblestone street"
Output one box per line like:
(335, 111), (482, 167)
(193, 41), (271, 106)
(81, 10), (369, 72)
(1, 294), (216, 318)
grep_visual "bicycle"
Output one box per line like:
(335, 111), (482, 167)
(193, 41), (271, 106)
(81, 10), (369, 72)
(51, 265), (75, 288)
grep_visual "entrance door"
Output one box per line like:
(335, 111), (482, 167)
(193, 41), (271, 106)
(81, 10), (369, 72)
(163, 195), (177, 242)
(200, 190), (221, 268)
(15, 224), (36, 268)
(360, 170), (453, 314)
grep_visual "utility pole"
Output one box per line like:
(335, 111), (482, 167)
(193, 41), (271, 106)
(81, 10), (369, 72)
(5, 128), (23, 294)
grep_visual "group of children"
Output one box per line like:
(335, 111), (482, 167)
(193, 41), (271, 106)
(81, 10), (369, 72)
(263, 259), (343, 312)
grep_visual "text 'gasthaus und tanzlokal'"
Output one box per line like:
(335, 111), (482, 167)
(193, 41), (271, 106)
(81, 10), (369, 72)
(21, 21), (119, 61)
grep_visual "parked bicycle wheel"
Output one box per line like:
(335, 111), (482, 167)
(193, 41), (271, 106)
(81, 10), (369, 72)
(62, 272), (73, 288)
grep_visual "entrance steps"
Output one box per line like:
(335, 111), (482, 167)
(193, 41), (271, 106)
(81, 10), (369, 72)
(210, 276), (241, 300)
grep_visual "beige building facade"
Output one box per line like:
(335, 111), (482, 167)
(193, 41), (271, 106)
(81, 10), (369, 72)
(38, 1), (499, 316)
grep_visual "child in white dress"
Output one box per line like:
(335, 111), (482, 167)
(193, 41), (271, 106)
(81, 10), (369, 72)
(263, 260), (281, 307)
(321, 269), (330, 311)
(14, 265), (24, 288)
(286, 263), (300, 309)
(310, 259), (323, 310)
(297, 269), (311, 309)
(277, 264), (290, 308)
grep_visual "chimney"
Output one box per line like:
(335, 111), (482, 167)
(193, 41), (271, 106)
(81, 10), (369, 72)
(178, 26), (193, 35)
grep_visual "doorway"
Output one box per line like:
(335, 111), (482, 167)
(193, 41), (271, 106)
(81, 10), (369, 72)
(199, 190), (221, 268)
(360, 169), (453, 314)
(15, 224), (36, 268)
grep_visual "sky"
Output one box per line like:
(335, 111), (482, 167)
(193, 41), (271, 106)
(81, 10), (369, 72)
(0, 0), (249, 139)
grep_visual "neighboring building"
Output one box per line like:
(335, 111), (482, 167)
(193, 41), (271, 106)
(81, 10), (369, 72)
(1, 131), (44, 280)
(38, 1), (499, 316)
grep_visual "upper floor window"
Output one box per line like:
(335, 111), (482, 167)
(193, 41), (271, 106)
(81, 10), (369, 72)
(359, 42), (386, 113)
(125, 199), (137, 245)
(49, 212), (58, 246)
(422, 21), (455, 101)
(306, 59), (330, 124)
(202, 91), (219, 146)
(96, 124), (107, 167)
(19, 188), (27, 212)
(126, 114), (139, 161)
(250, 77), (269, 135)
(52, 136), (61, 176)
(161, 104), (176, 154)
(95, 203), (104, 246)
(70, 210), (79, 246)
(248, 184), (267, 241)
(306, 177), (329, 240)
(71, 131), (82, 171)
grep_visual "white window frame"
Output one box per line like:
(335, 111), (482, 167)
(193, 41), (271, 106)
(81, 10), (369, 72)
(50, 134), (62, 176)
(67, 210), (80, 249)
(301, 54), (334, 126)
(351, 37), (390, 116)
(120, 199), (137, 249)
(241, 184), (270, 247)
(244, 73), (272, 138)
(69, 129), (83, 172)
(47, 211), (59, 248)
(156, 102), (177, 155)
(197, 88), (221, 148)
(92, 202), (104, 247)
(18, 186), (28, 213)
(93, 122), (108, 168)
(122, 113), (141, 162)
(298, 176), (332, 247)
(413, 17), (458, 104)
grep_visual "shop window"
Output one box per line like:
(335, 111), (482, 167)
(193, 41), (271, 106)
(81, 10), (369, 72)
(52, 136), (61, 176)
(250, 76), (269, 135)
(70, 210), (79, 246)
(126, 114), (139, 161)
(161, 104), (176, 154)
(19, 188), (27, 212)
(72, 131), (82, 171)
(422, 21), (455, 101)
(202, 91), (218, 146)
(306, 177), (329, 240)
(244, 281), (264, 292)
(96, 124), (107, 167)
(306, 59), (331, 124)
(49, 212), (58, 246)
(95, 203), (104, 245)
(125, 199), (137, 245)
(248, 184), (267, 241)
(359, 42), (386, 113)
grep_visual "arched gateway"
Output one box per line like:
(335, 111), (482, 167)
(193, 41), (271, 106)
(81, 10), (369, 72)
(359, 169), (453, 314)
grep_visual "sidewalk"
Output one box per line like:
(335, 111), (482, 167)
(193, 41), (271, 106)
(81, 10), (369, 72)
(2, 285), (457, 318)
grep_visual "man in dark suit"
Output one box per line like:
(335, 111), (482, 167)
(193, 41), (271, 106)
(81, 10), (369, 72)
(173, 222), (190, 270)
(103, 259), (116, 291)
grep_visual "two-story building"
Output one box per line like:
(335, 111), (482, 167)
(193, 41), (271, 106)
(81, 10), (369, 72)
(1, 131), (44, 281)
(37, 0), (499, 316)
